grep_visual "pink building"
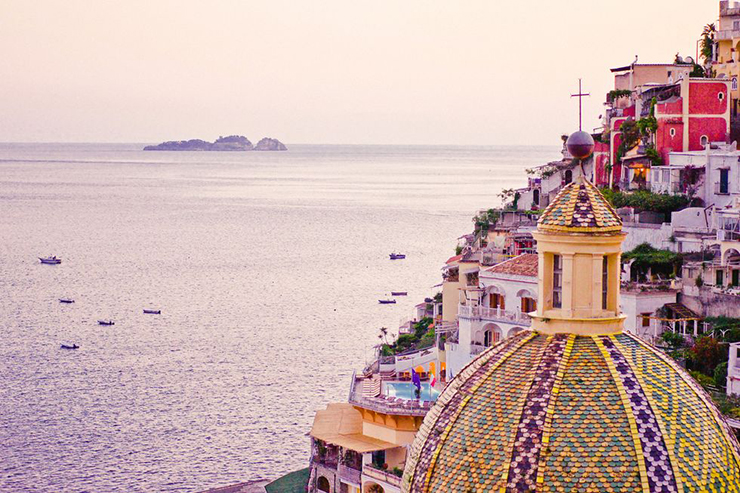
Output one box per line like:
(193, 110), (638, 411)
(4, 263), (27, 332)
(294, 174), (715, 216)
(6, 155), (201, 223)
(654, 78), (731, 164)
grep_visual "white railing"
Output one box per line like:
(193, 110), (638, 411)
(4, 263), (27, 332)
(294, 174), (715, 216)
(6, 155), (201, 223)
(458, 304), (531, 325)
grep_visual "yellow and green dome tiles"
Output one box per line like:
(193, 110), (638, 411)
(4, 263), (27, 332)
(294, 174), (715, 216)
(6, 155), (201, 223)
(402, 331), (740, 493)
(538, 179), (622, 234)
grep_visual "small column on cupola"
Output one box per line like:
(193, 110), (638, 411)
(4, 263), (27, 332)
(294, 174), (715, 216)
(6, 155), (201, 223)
(530, 129), (627, 336)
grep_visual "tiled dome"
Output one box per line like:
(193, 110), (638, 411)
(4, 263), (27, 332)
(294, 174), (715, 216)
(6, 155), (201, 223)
(402, 331), (740, 493)
(538, 178), (622, 233)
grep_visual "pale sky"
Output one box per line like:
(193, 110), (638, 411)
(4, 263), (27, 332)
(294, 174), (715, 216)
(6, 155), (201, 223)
(0, 0), (720, 145)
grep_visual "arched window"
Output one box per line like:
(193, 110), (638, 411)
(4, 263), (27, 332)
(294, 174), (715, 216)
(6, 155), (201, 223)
(533, 188), (540, 206)
(564, 170), (573, 184)
(483, 328), (500, 347)
(317, 476), (331, 492)
(669, 127), (676, 138)
(700, 135), (709, 147)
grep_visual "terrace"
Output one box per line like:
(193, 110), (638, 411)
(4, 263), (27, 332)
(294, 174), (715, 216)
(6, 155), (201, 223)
(457, 305), (532, 326)
(348, 372), (434, 417)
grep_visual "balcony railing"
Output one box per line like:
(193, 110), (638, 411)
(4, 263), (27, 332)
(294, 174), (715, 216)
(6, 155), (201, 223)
(338, 464), (362, 485)
(364, 465), (403, 487)
(458, 305), (531, 325)
(471, 344), (486, 355)
(717, 29), (740, 41)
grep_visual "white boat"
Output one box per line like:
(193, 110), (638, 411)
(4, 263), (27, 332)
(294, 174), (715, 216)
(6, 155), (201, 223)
(39, 256), (62, 264)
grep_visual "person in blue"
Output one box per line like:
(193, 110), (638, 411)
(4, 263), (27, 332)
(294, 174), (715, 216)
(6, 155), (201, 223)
(412, 368), (421, 399)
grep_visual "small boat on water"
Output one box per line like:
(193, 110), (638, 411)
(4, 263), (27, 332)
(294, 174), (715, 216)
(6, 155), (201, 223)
(379, 299), (397, 304)
(389, 253), (406, 260)
(60, 344), (79, 350)
(39, 256), (62, 265)
(59, 298), (75, 304)
(98, 320), (115, 326)
(391, 291), (408, 296)
(143, 309), (161, 315)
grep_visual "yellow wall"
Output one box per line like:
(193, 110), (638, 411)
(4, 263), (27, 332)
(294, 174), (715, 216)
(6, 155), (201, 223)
(441, 278), (460, 322)
(357, 408), (423, 446)
(532, 231), (626, 335)
(363, 422), (417, 445)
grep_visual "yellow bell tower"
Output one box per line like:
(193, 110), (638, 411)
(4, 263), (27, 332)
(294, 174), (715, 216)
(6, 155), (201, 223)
(531, 132), (627, 335)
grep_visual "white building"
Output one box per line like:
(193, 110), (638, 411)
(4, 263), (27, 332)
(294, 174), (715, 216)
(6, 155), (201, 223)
(619, 286), (678, 343)
(445, 254), (536, 378)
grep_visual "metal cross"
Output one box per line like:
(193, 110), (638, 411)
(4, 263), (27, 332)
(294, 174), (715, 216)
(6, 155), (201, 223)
(571, 78), (590, 131)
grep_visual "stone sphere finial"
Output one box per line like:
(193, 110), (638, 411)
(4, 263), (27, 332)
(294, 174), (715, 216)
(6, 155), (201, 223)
(566, 131), (595, 160)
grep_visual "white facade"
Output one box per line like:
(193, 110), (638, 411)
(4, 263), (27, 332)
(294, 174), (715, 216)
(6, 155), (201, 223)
(668, 145), (740, 209)
(619, 289), (678, 343)
(728, 342), (740, 397)
(445, 258), (536, 378)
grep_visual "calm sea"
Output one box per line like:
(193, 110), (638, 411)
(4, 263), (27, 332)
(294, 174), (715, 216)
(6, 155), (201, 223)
(0, 143), (557, 492)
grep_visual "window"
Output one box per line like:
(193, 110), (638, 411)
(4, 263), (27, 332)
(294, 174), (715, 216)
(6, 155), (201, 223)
(720, 168), (730, 194)
(602, 256), (609, 310)
(564, 170), (573, 184)
(719, 91), (726, 101)
(669, 127), (676, 138)
(533, 188), (540, 206)
(734, 20), (740, 30)
(521, 297), (536, 313)
(717, 269), (725, 286)
(733, 77), (739, 91)
(701, 135), (709, 147)
(489, 293), (505, 310)
(662, 169), (670, 183)
(553, 254), (563, 308)
(641, 313), (651, 327)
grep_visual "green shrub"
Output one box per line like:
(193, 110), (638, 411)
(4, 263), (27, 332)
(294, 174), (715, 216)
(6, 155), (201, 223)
(689, 370), (715, 389)
(715, 361), (729, 389)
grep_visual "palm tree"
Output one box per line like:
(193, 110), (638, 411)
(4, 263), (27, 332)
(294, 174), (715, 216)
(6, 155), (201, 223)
(700, 23), (716, 68)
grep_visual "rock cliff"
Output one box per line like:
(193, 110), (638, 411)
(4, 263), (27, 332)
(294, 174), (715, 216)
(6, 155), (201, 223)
(144, 135), (278, 151)
(254, 138), (287, 151)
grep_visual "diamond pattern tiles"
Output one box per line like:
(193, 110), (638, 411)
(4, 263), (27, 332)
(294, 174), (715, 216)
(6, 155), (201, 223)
(505, 334), (570, 491)
(614, 333), (740, 493)
(537, 179), (622, 234)
(403, 331), (535, 493)
(401, 331), (740, 493)
(599, 336), (678, 493)
(541, 336), (641, 492)
(425, 334), (548, 492)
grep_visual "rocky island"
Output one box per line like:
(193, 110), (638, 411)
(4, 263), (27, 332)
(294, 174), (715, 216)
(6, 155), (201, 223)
(143, 135), (286, 151)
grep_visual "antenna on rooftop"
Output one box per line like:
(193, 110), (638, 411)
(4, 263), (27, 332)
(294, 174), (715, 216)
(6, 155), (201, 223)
(570, 78), (591, 132)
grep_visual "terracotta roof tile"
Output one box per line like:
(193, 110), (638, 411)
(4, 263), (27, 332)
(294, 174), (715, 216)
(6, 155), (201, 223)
(485, 254), (538, 277)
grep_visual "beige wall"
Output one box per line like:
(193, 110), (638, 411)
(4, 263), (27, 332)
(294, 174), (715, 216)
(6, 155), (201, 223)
(532, 231), (626, 335)
(442, 278), (460, 322)
(363, 422), (417, 445)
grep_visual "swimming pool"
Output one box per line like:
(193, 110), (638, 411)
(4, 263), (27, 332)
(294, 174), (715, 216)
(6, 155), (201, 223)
(383, 381), (440, 401)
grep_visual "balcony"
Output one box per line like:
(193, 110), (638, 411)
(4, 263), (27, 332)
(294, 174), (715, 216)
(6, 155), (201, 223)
(458, 305), (531, 326)
(717, 29), (740, 41)
(364, 465), (402, 488)
(337, 463), (362, 485)
(471, 344), (486, 355)
(348, 374), (432, 416)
